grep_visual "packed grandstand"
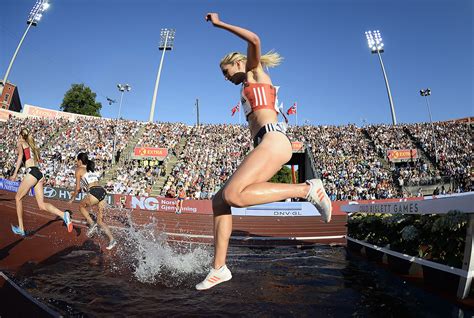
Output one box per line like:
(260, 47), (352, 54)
(0, 106), (471, 201)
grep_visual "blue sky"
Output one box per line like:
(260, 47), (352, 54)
(1, 0), (472, 125)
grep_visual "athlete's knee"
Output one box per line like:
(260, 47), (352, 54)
(37, 202), (47, 211)
(212, 193), (231, 216)
(15, 193), (22, 202)
(222, 188), (245, 208)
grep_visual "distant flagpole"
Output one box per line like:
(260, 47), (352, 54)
(295, 101), (298, 126)
(238, 101), (241, 125)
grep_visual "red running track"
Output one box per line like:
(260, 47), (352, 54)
(0, 189), (346, 274)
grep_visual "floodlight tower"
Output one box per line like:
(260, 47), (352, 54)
(149, 28), (176, 122)
(420, 88), (438, 163)
(117, 83), (131, 119)
(1, 0), (50, 94)
(113, 83), (131, 163)
(365, 30), (397, 125)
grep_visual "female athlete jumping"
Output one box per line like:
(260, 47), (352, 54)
(196, 13), (332, 290)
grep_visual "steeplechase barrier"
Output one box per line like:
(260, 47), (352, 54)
(342, 192), (474, 299)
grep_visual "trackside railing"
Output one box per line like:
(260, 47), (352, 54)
(342, 192), (474, 299)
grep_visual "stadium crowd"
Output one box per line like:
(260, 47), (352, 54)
(0, 115), (471, 200)
(288, 125), (399, 200)
(161, 124), (251, 199)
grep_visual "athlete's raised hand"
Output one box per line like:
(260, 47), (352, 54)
(205, 13), (221, 26)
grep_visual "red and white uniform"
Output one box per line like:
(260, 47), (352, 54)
(241, 82), (280, 117)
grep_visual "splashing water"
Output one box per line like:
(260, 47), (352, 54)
(110, 207), (212, 286)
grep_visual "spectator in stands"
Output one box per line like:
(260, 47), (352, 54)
(176, 186), (186, 214)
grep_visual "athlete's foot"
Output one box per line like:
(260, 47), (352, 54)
(63, 210), (73, 232)
(11, 225), (26, 237)
(86, 222), (98, 238)
(305, 179), (332, 223)
(196, 265), (232, 290)
(106, 239), (117, 250)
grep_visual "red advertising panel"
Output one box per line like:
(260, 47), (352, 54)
(387, 149), (418, 162)
(291, 141), (304, 152)
(133, 147), (168, 158)
(114, 194), (213, 214)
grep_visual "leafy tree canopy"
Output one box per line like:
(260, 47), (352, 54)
(60, 83), (102, 117)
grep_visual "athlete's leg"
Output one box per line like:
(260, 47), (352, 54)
(95, 199), (114, 242)
(14, 174), (38, 231)
(33, 179), (65, 218)
(222, 132), (310, 208)
(79, 195), (95, 225)
(212, 187), (232, 269)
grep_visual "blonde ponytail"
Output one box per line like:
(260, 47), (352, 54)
(220, 50), (283, 69)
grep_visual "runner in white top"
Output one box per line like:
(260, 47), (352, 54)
(68, 152), (116, 250)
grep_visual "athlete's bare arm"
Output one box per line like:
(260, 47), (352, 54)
(11, 141), (24, 181)
(205, 13), (261, 72)
(68, 168), (83, 204)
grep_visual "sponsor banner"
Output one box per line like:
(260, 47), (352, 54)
(387, 149), (418, 162)
(342, 193), (473, 215)
(115, 194), (212, 214)
(0, 109), (12, 121)
(23, 104), (106, 121)
(24, 105), (58, 119)
(0, 108), (27, 121)
(133, 147), (168, 159)
(291, 141), (304, 152)
(43, 186), (114, 205)
(0, 182), (429, 217)
(106, 194), (424, 216)
(232, 202), (319, 217)
(0, 178), (34, 195)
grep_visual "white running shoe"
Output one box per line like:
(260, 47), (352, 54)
(86, 222), (98, 238)
(196, 265), (232, 290)
(305, 179), (332, 223)
(106, 240), (117, 250)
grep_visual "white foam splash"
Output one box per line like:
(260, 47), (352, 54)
(113, 208), (211, 286)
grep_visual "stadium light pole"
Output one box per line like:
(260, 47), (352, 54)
(117, 83), (131, 119)
(195, 98), (200, 126)
(1, 0), (50, 94)
(365, 30), (397, 125)
(420, 88), (438, 163)
(113, 83), (131, 164)
(149, 28), (175, 122)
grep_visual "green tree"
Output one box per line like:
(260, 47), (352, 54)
(269, 165), (297, 184)
(60, 83), (102, 117)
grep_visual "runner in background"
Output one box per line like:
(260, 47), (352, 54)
(68, 152), (116, 250)
(176, 185), (186, 214)
(10, 128), (73, 236)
